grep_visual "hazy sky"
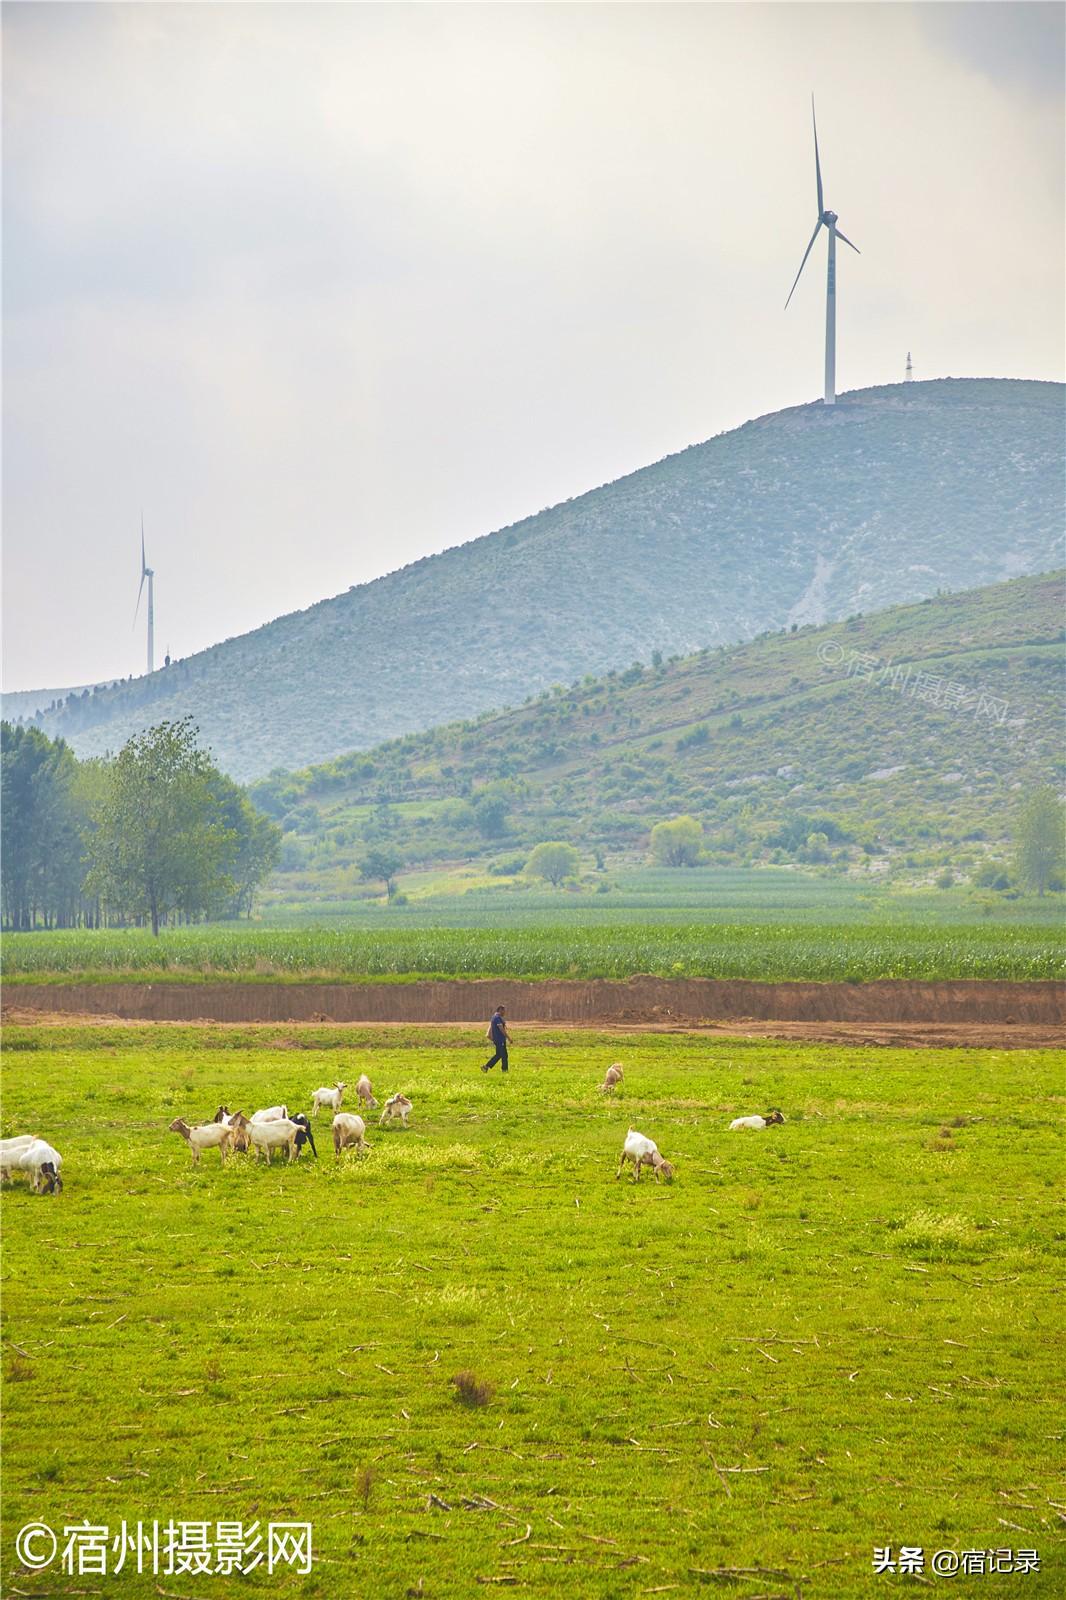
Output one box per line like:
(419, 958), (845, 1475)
(3, 1), (1063, 692)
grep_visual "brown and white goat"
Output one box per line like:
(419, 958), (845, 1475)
(616, 1128), (675, 1184)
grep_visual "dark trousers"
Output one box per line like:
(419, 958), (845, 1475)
(483, 1045), (509, 1072)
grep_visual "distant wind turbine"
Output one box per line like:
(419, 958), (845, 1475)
(133, 517), (155, 674)
(784, 96), (861, 407)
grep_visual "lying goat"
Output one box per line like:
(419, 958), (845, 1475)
(729, 1110), (785, 1131)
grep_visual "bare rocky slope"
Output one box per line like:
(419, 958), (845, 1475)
(11, 377), (1063, 781)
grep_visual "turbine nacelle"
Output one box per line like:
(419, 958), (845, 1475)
(821, 210), (838, 226)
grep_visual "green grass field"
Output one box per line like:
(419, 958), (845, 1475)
(3, 919), (1063, 984)
(2, 1024), (1063, 1597)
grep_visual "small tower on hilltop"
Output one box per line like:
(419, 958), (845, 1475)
(905, 352), (914, 382)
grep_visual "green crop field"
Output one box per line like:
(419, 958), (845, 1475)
(3, 919), (1064, 985)
(2, 1024), (1062, 1598)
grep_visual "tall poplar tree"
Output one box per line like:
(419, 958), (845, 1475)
(86, 719), (236, 935)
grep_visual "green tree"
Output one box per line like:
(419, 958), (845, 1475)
(1014, 787), (1065, 896)
(472, 783), (511, 838)
(1, 722), (89, 929)
(85, 719), (236, 935)
(649, 815), (704, 867)
(525, 841), (581, 887)
(360, 846), (403, 901)
(210, 773), (283, 918)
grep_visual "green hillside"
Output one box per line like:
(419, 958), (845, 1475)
(11, 378), (1064, 780)
(250, 571), (1064, 900)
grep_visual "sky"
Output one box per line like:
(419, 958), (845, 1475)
(3, 0), (1063, 693)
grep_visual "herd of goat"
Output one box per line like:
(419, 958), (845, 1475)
(1, 1061), (785, 1197)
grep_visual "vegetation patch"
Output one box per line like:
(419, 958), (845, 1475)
(4, 915), (1062, 983)
(2, 1024), (1063, 1597)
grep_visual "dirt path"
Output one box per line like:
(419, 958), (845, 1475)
(4, 977), (1063, 1049)
(3, 1007), (1062, 1048)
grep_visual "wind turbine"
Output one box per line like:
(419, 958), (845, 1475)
(784, 96), (860, 406)
(134, 517), (155, 674)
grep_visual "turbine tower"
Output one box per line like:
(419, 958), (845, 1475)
(134, 518), (155, 674)
(905, 351), (913, 381)
(785, 96), (861, 406)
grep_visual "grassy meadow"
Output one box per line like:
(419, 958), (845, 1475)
(2, 1024), (1063, 1597)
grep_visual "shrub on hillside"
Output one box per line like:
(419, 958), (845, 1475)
(649, 815), (704, 867)
(525, 841), (581, 886)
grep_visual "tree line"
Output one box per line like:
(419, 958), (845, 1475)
(1, 718), (280, 933)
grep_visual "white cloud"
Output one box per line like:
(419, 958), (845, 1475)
(3, 1), (1063, 689)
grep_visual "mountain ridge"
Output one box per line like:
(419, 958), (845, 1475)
(250, 570), (1065, 900)
(8, 377), (1063, 780)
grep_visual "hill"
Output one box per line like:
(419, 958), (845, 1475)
(250, 572), (1065, 899)
(9, 378), (1063, 781)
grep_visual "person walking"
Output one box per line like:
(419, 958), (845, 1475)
(481, 1005), (512, 1073)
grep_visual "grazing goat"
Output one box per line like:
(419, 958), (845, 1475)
(17, 1139), (63, 1194)
(1, 1135), (40, 1183)
(247, 1116), (317, 1164)
(169, 1118), (233, 1164)
(616, 1128), (675, 1184)
(379, 1094), (412, 1130)
(2, 1135), (62, 1193)
(599, 1063), (624, 1094)
(355, 1074), (378, 1109)
(729, 1111), (785, 1131)
(332, 1112), (370, 1155)
(311, 1082), (346, 1118)
(251, 1105), (289, 1123)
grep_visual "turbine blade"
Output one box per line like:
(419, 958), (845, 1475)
(835, 227), (861, 255)
(812, 94), (823, 216)
(133, 570), (145, 629)
(785, 219), (823, 309)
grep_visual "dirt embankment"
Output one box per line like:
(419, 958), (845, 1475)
(4, 977), (1064, 1049)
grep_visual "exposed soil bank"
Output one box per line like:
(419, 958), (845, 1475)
(5, 977), (1064, 1032)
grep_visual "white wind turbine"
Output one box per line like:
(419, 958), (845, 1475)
(785, 96), (861, 406)
(133, 517), (155, 674)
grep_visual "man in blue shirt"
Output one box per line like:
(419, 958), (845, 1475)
(481, 1005), (512, 1074)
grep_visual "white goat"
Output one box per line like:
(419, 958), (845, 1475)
(616, 1128), (675, 1184)
(1, 1135), (40, 1183)
(17, 1139), (63, 1194)
(332, 1112), (370, 1155)
(355, 1074), (378, 1109)
(247, 1117), (316, 1164)
(599, 1063), (624, 1094)
(379, 1093), (412, 1129)
(250, 1105), (289, 1123)
(729, 1110), (785, 1131)
(311, 1082), (346, 1118)
(169, 1118), (233, 1164)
